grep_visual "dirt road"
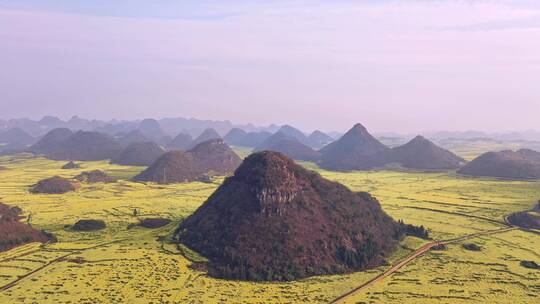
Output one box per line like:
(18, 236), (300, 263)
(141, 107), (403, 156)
(330, 227), (516, 304)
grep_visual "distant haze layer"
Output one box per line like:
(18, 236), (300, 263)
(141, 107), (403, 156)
(0, 0), (539, 133)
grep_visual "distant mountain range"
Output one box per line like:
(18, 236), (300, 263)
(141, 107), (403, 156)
(0, 116), (285, 139)
(2, 116), (540, 151)
(0, 116), (342, 155)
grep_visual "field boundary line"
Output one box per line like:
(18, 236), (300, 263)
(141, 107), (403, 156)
(0, 238), (130, 292)
(330, 227), (516, 304)
(402, 205), (507, 225)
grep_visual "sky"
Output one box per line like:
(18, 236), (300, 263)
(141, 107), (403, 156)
(1, 0), (539, 133)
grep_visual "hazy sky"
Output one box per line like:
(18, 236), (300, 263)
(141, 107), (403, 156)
(1, 0), (539, 133)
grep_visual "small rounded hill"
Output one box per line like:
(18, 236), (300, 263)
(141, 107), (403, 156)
(61, 161), (80, 169)
(458, 149), (540, 179)
(0, 203), (53, 252)
(223, 128), (248, 146)
(307, 130), (334, 149)
(111, 141), (165, 166)
(190, 128), (221, 148)
(255, 132), (321, 162)
(133, 150), (196, 184)
(319, 123), (392, 171)
(74, 170), (115, 183)
(391, 135), (465, 170)
(134, 139), (241, 184)
(28, 128), (73, 155)
(175, 151), (403, 281)
(117, 130), (149, 147)
(30, 176), (80, 194)
(41, 131), (123, 161)
(167, 133), (194, 150)
(72, 219), (106, 231)
(138, 218), (172, 228)
(189, 138), (243, 174)
(507, 201), (540, 230)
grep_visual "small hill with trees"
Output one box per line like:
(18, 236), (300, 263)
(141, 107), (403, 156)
(30, 176), (80, 194)
(507, 200), (540, 230)
(0, 203), (53, 252)
(175, 151), (404, 281)
(72, 219), (106, 231)
(74, 170), (115, 183)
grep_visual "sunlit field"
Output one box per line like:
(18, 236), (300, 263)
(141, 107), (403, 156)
(433, 139), (540, 161)
(0, 152), (539, 303)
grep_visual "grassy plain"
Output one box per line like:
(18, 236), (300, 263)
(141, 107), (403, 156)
(0, 151), (539, 303)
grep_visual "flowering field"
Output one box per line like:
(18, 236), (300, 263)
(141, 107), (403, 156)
(0, 154), (538, 303)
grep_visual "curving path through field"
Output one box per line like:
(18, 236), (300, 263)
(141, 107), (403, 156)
(330, 227), (516, 304)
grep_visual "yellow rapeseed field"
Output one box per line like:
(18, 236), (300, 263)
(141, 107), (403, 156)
(0, 153), (538, 303)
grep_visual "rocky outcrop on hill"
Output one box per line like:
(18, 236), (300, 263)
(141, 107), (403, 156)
(175, 151), (403, 281)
